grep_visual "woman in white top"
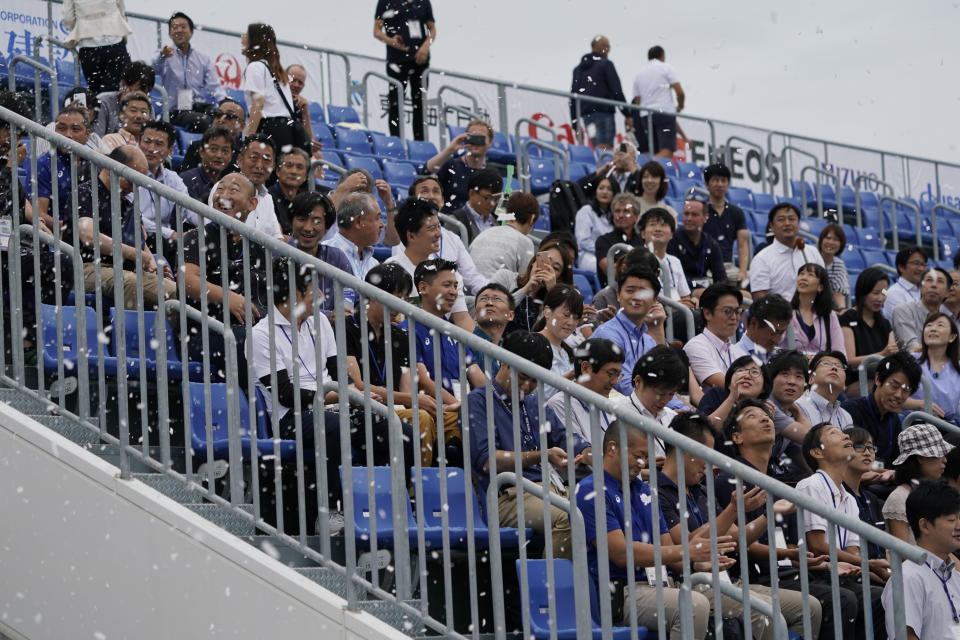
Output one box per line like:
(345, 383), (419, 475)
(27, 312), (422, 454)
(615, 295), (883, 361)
(534, 284), (584, 399)
(574, 175), (618, 272)
(62, 0), (132, 95)
(241, 23), (305, 154)
(882, 423), (953, 544)
(632, 160), (678, 225)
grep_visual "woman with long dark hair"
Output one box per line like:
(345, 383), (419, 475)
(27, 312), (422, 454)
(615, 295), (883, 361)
(838, 267), (898, 391)
(788, 263), (844, 355)
(574, 175), (619, 273)
(533, 285), (584, 399)
(241, 23), (308, 153)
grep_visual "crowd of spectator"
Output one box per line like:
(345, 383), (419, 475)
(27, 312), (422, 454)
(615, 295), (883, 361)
(4, 10), (960, 639)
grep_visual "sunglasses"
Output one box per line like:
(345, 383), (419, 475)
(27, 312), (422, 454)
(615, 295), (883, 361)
(215, 111), (241, 121)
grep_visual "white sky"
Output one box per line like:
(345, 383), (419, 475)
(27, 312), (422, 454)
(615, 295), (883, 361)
(125, 0), (960, 165)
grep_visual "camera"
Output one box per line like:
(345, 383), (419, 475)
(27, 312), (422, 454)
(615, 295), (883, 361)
(465, 134), (487, 146)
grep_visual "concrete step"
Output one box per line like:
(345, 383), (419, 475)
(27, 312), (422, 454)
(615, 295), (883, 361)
(133, 472), (203, 504)
(183, 503), (256, 536)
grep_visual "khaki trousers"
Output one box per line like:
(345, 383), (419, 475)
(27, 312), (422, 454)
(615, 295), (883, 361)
(395, 409), (461, 467)
(497, 482), (571, 559)
(82, 263), (177, 310)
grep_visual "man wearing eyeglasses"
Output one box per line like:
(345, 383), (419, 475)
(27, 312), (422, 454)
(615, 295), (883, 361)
(179, 99), (246, 174)
(683, 282), (747, 388)
(796, 351), (853, 430)
(471, 282), (515, 375)
(842, 351), (923, 469)
(882, 246), (929, 317)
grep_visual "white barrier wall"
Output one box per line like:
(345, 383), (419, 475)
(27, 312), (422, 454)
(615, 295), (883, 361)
(0, 402), (406, 640)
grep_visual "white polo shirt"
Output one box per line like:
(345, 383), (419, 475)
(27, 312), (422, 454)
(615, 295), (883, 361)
(748, 238), (825, 299)
(391, 227), (488, 295)
(882, 277), (921, 318)
(251, 309), (337, 420)
(795, 470), (860, 550)
(207, 181), (283, 239)
(683, 328), (747, 386)
(660, 252), (691, 300)
(545, 390), (615, 445)
(619, 391), (676, 458)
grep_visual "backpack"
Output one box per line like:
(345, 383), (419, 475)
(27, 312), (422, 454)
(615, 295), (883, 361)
(548, 179), (587, 234)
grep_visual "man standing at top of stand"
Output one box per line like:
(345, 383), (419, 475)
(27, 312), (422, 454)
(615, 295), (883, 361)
(374, 0), (436, 141)
(569, 35), (629, 150)
(626, 45), (685, 159)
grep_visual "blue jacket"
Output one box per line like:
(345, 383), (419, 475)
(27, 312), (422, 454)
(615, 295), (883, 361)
(569, 53), (627, 121)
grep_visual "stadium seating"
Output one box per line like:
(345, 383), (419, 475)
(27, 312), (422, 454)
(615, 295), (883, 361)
(188, 382), (289, 462)
(406, 139), (438, 166)
(327, 104), (360, 125)
(40, 303), (117, 378)
(371, 135), (406, 159)
(343, 466), (444, 547)
(308, 101), (325, 124)
(382, 159), (418, 191)
(335, 126), (372, 155)
(314, 122), (335, 149)
(343, 154), (383, 181)
(109, 309), (204, 381)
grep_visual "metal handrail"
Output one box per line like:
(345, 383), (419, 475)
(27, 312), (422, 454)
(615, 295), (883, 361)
(878, 195), (921, 253)
(307, 159), (346, 193)
(853, 174), (896, 229)
(902, 411), (960, 438)
(688, 573), (787, 633)
(799, 165), (842, 220)
(513, 117), (557, 189)
(659, 295), (695, 343)
(3, 101), (929, 639)
(439, 104), (481, 149)
(775, 145), (819, 199)
(519, 138), (568, 194)
(605, 242), (636, 291)
(432, 85), (481, 148)
(437, 212), (470, 248)
(8, 56), (58, 124)
(359, 71), (406, 144)
(725, 135), (767, 193)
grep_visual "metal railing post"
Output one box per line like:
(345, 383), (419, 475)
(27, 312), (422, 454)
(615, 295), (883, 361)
(799, 165), (842, 220)
(879, 195), (921, 254)
(360, 71), (406, 144)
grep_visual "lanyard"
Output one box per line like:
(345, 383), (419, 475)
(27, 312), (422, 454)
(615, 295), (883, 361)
(686, 492), (705, 529)
(364, 330), (387, 384)
(181, 48), (191, 87)
(927, 562), (960, 622)
(576, 398), (611, 431)
(495, 386), (536, 449)
(849, 488), (882, 558)
(630, 393), (665, 452)
(714, 343), (732, 370)
(278, 322), (318, 383)
(817, 471), (847, 549)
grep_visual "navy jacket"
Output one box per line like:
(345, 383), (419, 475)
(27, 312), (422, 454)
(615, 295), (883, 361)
(569, 53), (627, 121)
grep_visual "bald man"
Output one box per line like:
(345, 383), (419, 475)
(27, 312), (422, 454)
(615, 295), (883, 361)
(570, 34), (628, 149)
(75, 145), (177, 310)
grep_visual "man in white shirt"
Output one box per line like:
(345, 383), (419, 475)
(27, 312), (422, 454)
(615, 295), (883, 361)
(749, 202), (825, 299)
(545, 337), (624, 445)
(209, 134), (284, 239)
(619, 344), (684, 459)
(882, 246), (930, 318)
(387, 198), (474, 332)
(735, 293), (792, 364)
(626, 45), (684, 159)
(136, 120), (196, 248)
(796, 351), (853, 429)
(683, 282), (747, 388)
(469, 192), (539, 281)
(796, 424), (889, 637)
(395, 175), (489, 295)
(637, 207), (693, 305)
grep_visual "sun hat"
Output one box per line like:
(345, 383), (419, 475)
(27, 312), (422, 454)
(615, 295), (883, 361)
(892, 423), (954, 466)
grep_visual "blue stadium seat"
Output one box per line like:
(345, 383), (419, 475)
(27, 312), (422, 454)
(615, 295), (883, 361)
(529, 157), (556, 194)
(109, 309), (203, 381)
(327, 104), (360, 125)
(798, 217), (827, 237)
(41, 303), (119, 378)
(566, 143), (596, 165)
(372, 245), (393, 262)
(55, 57), (80, 87)
(176, 127), (202, 154)
(335, 126), (372, 155)
(811, 183), (838, 210)
(313, 123), (335, 150)
(382, 159), (418, 190)
(487, 131), (513, 164)
(857, 191), (879, 211)
(416, 467), (529, 547)
(535, 204), (552, 231)
(674, 178), (701, 199)
(790, 180), (815, 203)
(518, 558), (645, 640)
(224, 88), (246, 112)
(188, 382), (284, 462)
(321, 149), (344, 168)
(676, 160), (701, 181)
(573, 269), (600, 305)
(654, 157), (678, 177)
(753, 192), (776, 212)
(842, 249), (866, 272)
(308, 102), (325, 124)
(851, 226), (882, 249)
(569, 162), (591, 182)
(743, 210), (765, 234)
(343, 466), (444, 547)
(406, 139), (438, 166)
(516, 136), (543, 158)
(726, 186), (754, 210)
(861, 249), (890, 268)
(343, 154), (383, 181)
(371, 135), (406, 159)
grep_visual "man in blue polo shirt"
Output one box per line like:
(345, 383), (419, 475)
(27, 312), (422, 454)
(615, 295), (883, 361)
(34, 106), (92, 229)
(591, 267), (660, 395)
(575, 419), (720, 637)
(468, 331), (590, 559)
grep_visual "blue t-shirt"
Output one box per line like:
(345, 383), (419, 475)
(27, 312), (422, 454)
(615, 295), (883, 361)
(414, 320), (475, 394)
(576, 470), (669, 583)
